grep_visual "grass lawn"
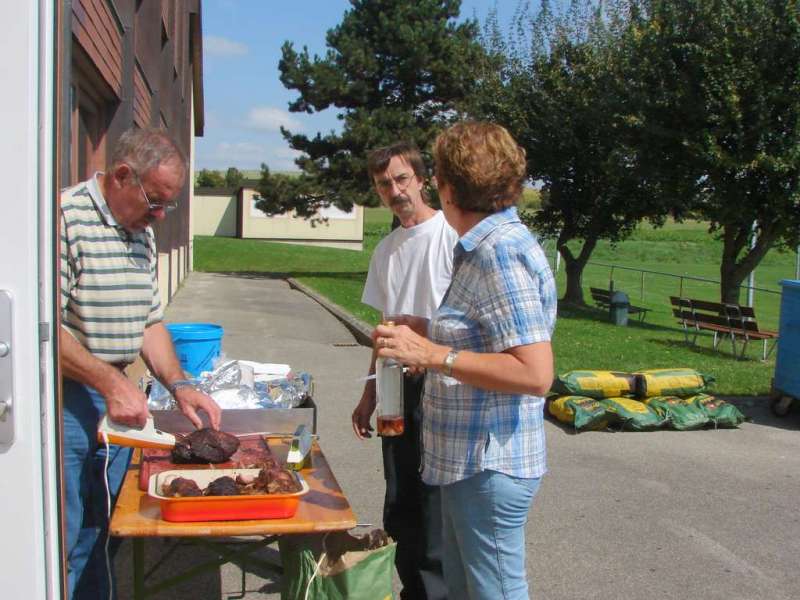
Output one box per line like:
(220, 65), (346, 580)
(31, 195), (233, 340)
(194, 207), (797, 396)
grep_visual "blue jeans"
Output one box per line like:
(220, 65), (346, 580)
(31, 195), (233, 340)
(440, 470), (541, 600)
(63, 378), (132, 600)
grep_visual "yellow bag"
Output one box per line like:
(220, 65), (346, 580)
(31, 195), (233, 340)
(634, 368), (714, 398)
(548, 396), (610, 431)
(552, 370), (637, 399)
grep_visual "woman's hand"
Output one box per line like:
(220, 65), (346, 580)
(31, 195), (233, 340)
(387, 315), (430, 337)
(373, 323), (449, 371)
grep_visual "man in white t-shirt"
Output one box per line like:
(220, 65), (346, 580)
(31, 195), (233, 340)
(353, 142), (458, 600)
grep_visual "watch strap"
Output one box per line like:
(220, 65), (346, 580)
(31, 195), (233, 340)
(168, 379), (196, 395)
(442, 350), (459, 377)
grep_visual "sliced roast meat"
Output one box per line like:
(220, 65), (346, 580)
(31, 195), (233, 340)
(171, 428), (241, 464)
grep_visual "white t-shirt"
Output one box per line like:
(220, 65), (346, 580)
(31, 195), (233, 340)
(362, 210), (458, 319)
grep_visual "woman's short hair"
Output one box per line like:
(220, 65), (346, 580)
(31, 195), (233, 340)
(433, 122), (526, 213)
(112, 127), (187, 180)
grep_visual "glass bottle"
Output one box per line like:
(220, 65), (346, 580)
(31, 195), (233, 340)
(375, 320), (404, 436)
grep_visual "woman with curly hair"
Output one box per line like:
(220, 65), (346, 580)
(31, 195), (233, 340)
(373, 121), (557, 599)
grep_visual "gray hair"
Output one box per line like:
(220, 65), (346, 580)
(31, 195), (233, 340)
(111, 128), (187, 179)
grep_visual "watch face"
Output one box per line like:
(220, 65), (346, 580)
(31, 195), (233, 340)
(444, 350), (458, 375)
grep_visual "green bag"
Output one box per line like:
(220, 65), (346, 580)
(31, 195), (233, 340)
(600, 398), (666, 431)
(634, 368), (715, 398)
(552, 370), (637, 399)
(279, 531), (396, 600)
(548, 396), (610, 431)
(687, 394), (746, 428)
(644, 396), (709, 431)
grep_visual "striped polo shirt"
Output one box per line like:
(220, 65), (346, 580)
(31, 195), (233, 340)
(60, 173), (163, 364)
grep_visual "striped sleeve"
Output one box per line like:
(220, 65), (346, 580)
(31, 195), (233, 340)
(59, 212), (75, 319)
(146, 229), (163, 326)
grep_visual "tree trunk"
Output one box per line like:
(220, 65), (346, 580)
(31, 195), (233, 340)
(719, 222), (778, 304)
(558, 234), (598, 305)
(562, 258), (587, 304)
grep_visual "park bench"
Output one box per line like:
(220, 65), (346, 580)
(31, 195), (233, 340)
(589, 287), (650, 322)
(669, 296), (778, 360)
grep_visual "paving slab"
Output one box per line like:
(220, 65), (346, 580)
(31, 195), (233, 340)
(116, 272), (800, 600)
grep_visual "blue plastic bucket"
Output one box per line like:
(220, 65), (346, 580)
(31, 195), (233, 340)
(166, 323), (224, 377)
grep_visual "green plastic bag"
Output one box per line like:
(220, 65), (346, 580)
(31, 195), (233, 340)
(600, 398), (666, 431)
(548, 396), (610, 431)
(279, 531), (396, 600)
(687, 394), (746, 428)
(634, 368), (715, 398)
(644, 396), (709, 431)
(552, 370), (637, 399)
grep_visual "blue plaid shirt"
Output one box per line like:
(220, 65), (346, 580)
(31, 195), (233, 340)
(422, 206), (557, 486)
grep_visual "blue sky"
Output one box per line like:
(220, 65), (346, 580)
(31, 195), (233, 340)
(196, 0), (518, 172)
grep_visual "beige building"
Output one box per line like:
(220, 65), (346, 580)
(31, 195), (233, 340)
(192, 185), (364, 250)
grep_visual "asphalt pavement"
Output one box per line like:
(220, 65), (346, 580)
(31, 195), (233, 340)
(117, 271), (800, 600)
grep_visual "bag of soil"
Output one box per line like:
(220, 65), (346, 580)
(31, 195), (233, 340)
(549, 396), (611, 431)
(644, 396), (709, 431)
(634, 368), (715, 398)
(687, 394), (746, 428)
(600, 398), (666, 431)
(279, 530), (395, 600)
(553, 370), (637, 399)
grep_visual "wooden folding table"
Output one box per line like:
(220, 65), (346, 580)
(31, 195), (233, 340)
(110, 439), (357, 599)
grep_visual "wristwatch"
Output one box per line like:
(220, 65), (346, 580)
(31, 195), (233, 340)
(168, 379), (196, 395)
(442, 350), (459, 377)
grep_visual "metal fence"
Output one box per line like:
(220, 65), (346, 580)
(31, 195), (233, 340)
(542, 246), (788, 331)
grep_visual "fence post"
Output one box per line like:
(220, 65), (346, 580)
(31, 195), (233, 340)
(641, 270), (645, 301)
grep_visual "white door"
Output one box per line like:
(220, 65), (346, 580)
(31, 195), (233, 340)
(0, 1), (61, 598)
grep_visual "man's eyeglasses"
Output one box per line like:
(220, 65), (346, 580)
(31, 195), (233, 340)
(375, 172), (417, 193)
(133, 173), (177, 213)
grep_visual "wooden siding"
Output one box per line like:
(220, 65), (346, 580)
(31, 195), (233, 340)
(132, 61), (151, 128)
(72, 0), (124, 95)
(134, 0), (162, 88)
(66, 0), (202, 278)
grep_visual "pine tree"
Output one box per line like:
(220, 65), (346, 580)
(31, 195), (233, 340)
(257, 0), (485, 217)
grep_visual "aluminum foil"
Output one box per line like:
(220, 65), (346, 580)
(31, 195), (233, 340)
(147, 360), (313, 410)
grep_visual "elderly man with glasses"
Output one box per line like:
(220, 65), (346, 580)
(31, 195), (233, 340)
(59, 127), (221, 600)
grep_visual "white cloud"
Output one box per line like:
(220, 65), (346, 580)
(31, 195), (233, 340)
(270, 147), (303, 172)
(246, 106), (303, 133)
(196, 140), (301, 172)
(196, 141), (266, 169)
(273, 146), (302, 160)
(204, 35), (248, 57)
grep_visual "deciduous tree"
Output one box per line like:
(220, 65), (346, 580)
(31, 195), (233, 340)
(474, 0), (661, 304)
(224, 167), (244, 189)
(196, 169), (225, 188)
(627, 0), (800, 304)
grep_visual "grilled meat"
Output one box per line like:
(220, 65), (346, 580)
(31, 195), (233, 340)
(161, 476), (202, 497)
(205, 476), (240, 496)
(171, 428), (240, 464)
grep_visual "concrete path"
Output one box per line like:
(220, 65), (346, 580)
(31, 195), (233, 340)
(117, 272), (800, 600)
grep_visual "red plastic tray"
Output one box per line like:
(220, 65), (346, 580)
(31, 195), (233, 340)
(148, 468), (309, 522)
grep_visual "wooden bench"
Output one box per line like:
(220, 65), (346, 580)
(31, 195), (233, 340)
(589, 287), (650, 322)
(669, 296), (778, 360)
